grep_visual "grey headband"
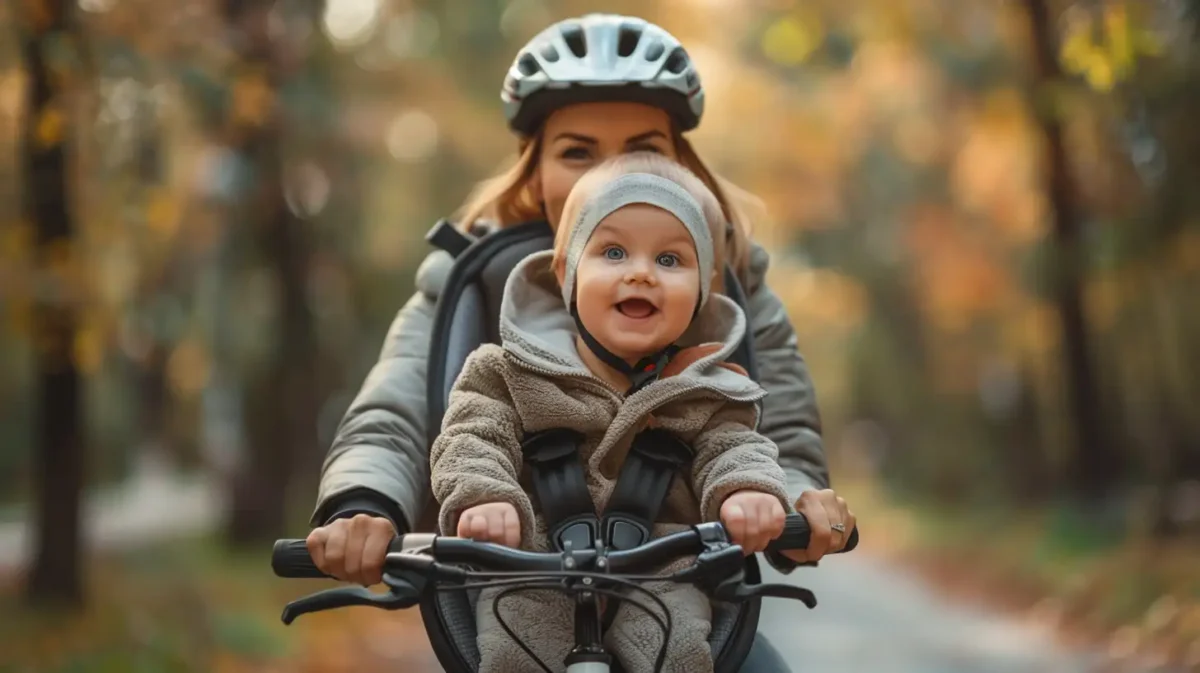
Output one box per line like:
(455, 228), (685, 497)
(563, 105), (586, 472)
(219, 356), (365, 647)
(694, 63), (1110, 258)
(560, 172), (714, 309)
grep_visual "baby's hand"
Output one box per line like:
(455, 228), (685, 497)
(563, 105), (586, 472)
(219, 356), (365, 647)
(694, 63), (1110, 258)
(457, 502), (521, 548)
(720, 491), (786, 554)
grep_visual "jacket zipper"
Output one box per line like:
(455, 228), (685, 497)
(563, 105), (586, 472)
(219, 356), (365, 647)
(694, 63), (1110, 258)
(505, 351), (766, 417)
(504, 352), (625, 400)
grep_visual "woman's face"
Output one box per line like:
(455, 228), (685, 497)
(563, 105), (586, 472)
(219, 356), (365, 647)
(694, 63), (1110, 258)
(532, 102), (677, 229)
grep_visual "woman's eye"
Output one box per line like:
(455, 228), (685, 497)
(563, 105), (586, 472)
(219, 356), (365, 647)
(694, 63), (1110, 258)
(561, 146), (591, 160)
(604, 246), (625, 261)
(657, 253), (679, 267)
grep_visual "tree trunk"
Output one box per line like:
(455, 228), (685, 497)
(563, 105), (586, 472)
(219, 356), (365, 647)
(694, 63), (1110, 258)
(222, 0), (320, 545)
(1023, 0), (1123, 502)
(22, 0), (85, 608)
(1002, 366), (1052, 502)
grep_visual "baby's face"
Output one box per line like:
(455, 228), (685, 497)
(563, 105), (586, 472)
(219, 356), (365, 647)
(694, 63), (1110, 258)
(573, 204), (701, 363)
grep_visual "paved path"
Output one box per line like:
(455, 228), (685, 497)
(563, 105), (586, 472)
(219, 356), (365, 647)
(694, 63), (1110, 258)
(0, 457), (224, 573)
(758, 557), (1174, 673)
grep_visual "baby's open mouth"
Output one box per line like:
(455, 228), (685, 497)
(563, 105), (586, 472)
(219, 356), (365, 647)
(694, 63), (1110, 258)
(616, 298), (658, 319)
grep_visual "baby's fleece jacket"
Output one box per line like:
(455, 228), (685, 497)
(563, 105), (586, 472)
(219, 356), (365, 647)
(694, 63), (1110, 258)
(430, 249), (792, 673)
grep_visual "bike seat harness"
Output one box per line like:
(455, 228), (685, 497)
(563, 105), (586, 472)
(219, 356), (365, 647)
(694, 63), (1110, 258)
(524, 426), (694, 555)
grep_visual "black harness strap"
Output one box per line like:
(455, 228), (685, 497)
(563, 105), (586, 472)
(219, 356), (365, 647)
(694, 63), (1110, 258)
(522, 426), (693, 554)
(601, 428), (695, 551)
(520, 428), (598, 552)
(597, 429), (695, 631)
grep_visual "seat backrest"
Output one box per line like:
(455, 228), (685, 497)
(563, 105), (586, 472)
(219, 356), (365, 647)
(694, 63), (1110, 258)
(424, 218), (759, 442)
(425, 220), (556, 446)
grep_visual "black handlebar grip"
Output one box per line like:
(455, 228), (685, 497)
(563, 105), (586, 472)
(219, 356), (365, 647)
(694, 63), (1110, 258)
(272, 537), (413, 579)
(764, 514), (810, 553)
(272, 539), (328, 578)
(764, 514), (859, 554)
(843, 527), (860, 553)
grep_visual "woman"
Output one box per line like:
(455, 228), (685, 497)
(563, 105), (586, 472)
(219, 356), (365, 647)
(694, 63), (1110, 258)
(306, 13), (855, 671)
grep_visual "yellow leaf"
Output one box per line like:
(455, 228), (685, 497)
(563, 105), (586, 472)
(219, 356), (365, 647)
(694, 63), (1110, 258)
(35, 104), (65, 148)
(1059, 25), (1095, 75)
(1103, 3), (1135, 77)
(231, 71), (274, 128)
(145, 190), (180, 235)
(1133, 29), (1164, 57)
(761, 14), (822, 67)
(73, 323), (104, 374)
(1084, 55), (1115, 92)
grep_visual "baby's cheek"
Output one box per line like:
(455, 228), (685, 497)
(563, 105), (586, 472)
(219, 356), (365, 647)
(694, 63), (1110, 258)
(661, 290), (699, 333)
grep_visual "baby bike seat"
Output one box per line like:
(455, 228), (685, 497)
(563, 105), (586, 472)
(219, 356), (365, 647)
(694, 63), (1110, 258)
(421, 219), (766, 672)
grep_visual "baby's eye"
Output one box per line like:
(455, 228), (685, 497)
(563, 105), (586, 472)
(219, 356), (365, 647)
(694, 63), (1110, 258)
(604, 246), (626, 261)
(656, 253), (680, 268)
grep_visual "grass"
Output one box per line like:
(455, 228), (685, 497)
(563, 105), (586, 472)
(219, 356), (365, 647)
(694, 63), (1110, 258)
(836, 476), (1200, 670)
(0, 534), (440, 673)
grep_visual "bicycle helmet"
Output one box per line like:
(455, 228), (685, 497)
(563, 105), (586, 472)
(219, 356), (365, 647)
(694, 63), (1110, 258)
(501, 14), (705, 136)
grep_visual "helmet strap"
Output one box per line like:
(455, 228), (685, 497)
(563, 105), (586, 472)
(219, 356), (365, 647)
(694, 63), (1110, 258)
(570, 302), (680, 396)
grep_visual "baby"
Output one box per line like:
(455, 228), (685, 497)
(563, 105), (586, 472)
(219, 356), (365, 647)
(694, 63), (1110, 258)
(430, 152), (792, 673)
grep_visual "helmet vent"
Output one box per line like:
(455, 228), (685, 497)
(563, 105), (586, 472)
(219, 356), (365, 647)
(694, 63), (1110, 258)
(517, 53), (541, 76)
(560, 24), (588, 58)
(664, 47), (689, 75)
(617, 24), (642, 57)
(539, 43), (560, 62)
(643, 39), (664, 61)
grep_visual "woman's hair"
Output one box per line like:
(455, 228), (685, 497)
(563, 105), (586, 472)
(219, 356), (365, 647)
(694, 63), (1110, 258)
(453, 130), (764, 282)
(549, 153), (728, 293)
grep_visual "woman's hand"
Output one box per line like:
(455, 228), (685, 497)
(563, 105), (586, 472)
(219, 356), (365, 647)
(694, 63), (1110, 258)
(780, 489), (856, 564)
(306, 514), (397, 586)
(457, 502), (521, 548)
(720, 490), (787, 554)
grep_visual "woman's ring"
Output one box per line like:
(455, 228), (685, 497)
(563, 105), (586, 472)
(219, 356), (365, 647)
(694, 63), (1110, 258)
(831, 523), (846, 533)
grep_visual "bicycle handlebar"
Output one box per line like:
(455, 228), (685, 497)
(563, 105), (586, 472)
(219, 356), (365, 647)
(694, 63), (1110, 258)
(272, 513), (858, 580)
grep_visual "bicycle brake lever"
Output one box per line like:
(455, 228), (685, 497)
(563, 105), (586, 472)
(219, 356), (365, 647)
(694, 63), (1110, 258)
(382, 569), (428, 594)
(281, 584), (420, 625)
(670, 545), (745, 588)
(711, 578), (818, 609)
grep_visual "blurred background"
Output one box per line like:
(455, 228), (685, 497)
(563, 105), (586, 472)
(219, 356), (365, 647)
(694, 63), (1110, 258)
(1, 0), (1198, 671)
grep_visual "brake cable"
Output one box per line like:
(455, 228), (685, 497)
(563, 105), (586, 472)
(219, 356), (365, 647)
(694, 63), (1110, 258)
(437, 571), (674, 673)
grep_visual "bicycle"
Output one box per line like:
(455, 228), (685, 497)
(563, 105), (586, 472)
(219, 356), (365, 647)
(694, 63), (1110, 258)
(272, 514), (859, 673)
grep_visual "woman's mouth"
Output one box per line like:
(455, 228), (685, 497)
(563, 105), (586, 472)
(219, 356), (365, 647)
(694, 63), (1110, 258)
(616, 298), (658, 319)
